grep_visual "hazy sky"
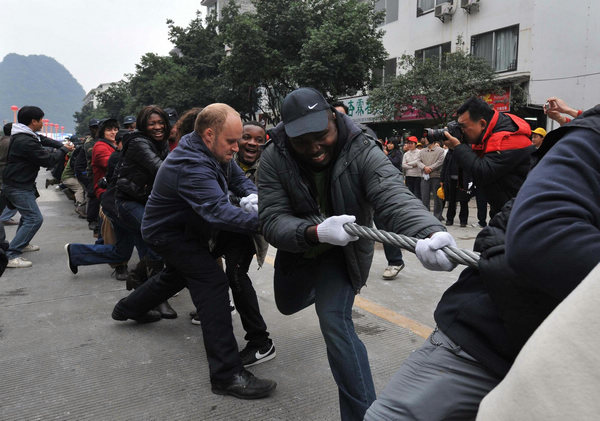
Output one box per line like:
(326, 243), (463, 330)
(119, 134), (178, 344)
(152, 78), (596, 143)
(2, 0), (205, 93)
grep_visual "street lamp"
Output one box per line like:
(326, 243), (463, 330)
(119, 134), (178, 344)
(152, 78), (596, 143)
(10, 105), (18, 123)
(61, 126), (65, 139)
(43, 119), (49, 136)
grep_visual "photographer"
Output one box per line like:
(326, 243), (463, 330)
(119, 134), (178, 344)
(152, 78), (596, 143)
(441, 97), (534, 217)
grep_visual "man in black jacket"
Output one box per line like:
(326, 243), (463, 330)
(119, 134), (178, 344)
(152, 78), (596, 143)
(3, 106), (73, 268)
(260, 88), (452, 420)
(366, 98), (535, 420)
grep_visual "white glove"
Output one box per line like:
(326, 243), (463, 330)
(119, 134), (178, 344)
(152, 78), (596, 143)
(240, 193), (258, 213)
(415, 231), (457, 271)
(316, 215), (359, 246)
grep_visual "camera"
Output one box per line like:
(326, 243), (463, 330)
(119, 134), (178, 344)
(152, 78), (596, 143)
(97, 177), (108, 189)
(425, 120), (463, 143)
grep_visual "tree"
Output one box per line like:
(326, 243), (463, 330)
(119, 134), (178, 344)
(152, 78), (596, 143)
(97, 80), (135, 123)
(369, 42), (525, 126)
(73, 102), (105, 137)
(220, 0), (386, 123)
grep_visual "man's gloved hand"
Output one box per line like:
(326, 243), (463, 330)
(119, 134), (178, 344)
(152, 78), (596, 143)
(240, 193), (258, 213)
(316, 215), (359, 246)
(415, 231), (457, 271)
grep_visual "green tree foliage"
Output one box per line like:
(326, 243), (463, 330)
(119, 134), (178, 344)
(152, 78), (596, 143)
(220, 0), (386, 122)
(90, 11), (233, 123)
(75, 1), (386, 125)
(73, 103), (106, 137)
(369, 45), (525, 126)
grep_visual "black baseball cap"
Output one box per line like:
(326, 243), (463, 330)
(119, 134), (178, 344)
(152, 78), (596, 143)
(163, 107), (178, 126)
(282, 87), (330, 137)
(89, 118), (100, 127)
(123, 115), (136, 125)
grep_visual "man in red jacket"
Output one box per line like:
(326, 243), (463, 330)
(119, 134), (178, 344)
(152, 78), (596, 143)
(443, 96), (534, 217)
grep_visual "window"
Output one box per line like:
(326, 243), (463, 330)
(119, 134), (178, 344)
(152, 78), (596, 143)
(376, 0), (399, 25)
(372, 57), (398, 86)
(417, 0), (451, 16)
(472, 25), (519, 72)
(415, 42), (451, 67)
(384, 58), (397, 83)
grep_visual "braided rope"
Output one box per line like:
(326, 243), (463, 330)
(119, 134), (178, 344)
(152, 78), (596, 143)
(309, 215), (480, 268)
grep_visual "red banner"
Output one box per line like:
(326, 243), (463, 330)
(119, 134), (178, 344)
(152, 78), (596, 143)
(481, 87), (511, 112)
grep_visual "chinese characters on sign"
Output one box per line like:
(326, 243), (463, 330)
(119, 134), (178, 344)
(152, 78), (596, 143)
(342, 95), (375, 123)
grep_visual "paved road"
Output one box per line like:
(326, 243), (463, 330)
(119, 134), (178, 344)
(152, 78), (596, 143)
(0, 176), (480, 420)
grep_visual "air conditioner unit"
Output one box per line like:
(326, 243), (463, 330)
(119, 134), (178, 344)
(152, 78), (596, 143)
(435, 2), (455, 22)
(460, 0), (480, 13)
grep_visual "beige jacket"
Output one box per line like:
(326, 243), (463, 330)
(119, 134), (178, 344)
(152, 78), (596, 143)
(477, 262), (600, 421)
(402, 149), (422, 177)
(417, 144), (445, 178)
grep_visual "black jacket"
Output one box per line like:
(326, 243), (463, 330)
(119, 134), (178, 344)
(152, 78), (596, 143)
(386, 148), (403, 172)
(440, 149), (472, 197)
(259, 112), (443, 292)
(435, 106), (600, 378)
(100, 150), (122, 221)
(3, 132), (68, 189)
(115, 132), (169, 203)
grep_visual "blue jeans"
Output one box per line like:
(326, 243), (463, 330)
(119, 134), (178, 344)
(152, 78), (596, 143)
(0, 206), (17, 222)
(68, 218), (136, 267)
(3, 186), (43, 259)
(274, 248), (375, 421)
(116, 199), (159, 261)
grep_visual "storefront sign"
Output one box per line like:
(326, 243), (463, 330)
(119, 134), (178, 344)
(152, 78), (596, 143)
(482, 87), (511, 112)
(341, 96), (376, 123)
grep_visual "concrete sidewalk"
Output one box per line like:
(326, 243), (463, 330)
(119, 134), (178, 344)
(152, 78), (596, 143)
(0, 178), (477, 420)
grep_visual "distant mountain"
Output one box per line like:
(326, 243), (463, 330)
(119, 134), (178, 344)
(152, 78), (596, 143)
(0, 53), (85, 133)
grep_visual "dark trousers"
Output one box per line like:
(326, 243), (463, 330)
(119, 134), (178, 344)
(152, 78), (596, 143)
(86, 195), (100, 224)
(445, 179), (469, 225)
(475, 188), (488, 226)
(224, 232), (269, 347)
(115, 233), (246, 382)
(421, 177), (443, 220)
(373, 217), (403, 266)
(405, 176), (421, 199)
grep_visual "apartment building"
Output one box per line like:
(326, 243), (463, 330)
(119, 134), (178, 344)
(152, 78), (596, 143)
(343, 0), (600, 136)
(200, 0), (254, 17)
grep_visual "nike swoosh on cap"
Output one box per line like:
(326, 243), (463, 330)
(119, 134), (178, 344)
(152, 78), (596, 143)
(308, 103), (318, 110)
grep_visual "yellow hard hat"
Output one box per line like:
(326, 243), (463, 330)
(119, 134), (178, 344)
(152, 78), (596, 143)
(532, 127), (547, 137)
(437, 186), (445, 200)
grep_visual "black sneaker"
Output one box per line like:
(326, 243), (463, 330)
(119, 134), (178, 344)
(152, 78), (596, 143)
(64, 244), (77, 274)
(113, 264), (129, 281)
(240, 340), (276, 367)
(211, 369), (276, 399)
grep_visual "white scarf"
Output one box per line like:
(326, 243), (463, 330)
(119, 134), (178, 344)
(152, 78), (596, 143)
(11, 123), (41, 142)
